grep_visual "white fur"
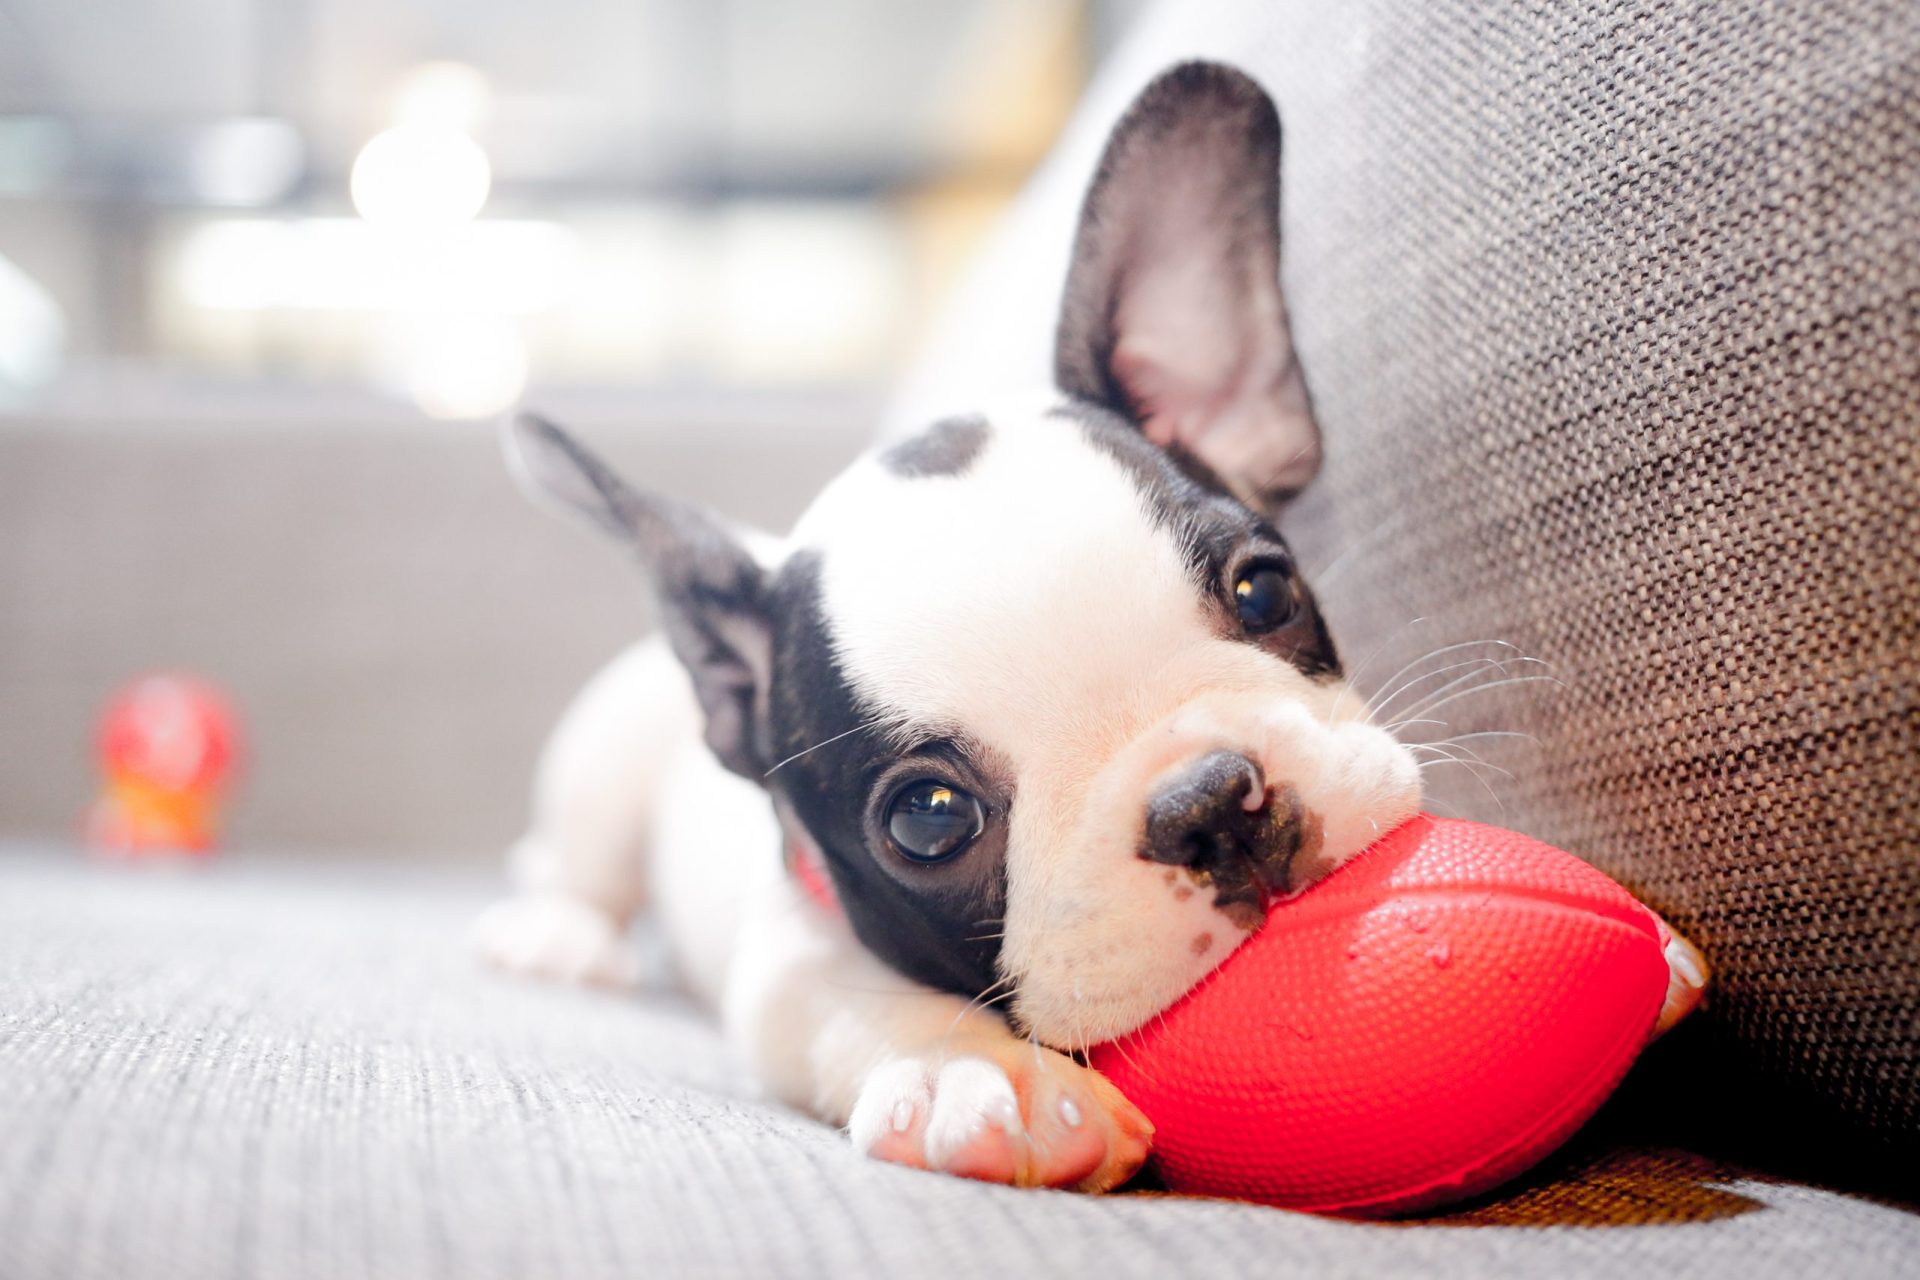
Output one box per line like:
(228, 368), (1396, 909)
(470, 892), (641, 987)
(474, 398), (1420, 1191)
(795, 400), (1420, 1043)
(471, 400), (1708, 1191)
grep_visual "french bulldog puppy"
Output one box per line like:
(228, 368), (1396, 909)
(474, 62), (1707, 1192)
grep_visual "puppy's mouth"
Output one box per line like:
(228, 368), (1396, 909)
(1138, 754), (1317, 929)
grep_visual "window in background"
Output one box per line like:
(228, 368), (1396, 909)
(0, 0), (1135, 422)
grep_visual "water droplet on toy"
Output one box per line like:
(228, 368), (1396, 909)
(1427, 941), (1452, 969)
(1406, 913), (1431, 934)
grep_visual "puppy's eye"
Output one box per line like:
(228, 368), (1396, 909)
(1233, 563), (1300, 633)
(885, 779), (985, 863)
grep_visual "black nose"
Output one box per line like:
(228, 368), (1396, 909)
(1142, 751), (1265, 870)
(1141, 752), (1298, 892)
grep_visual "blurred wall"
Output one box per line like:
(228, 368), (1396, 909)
(0, 399), (870, 858)
(0, 0), (1132, 857)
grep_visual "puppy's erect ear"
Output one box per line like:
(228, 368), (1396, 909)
(506, 413), (773, 781)
(1055, 61), (1320, 508)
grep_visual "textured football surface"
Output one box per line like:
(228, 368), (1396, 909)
(1089, 815), (1669, 1216)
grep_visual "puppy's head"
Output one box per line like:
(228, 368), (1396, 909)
(510, 63), (1419, 1047)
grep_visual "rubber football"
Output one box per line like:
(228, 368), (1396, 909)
(1089, 815), (1669, 1216)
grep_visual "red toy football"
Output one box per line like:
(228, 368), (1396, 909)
(1089, 815), (1671, 1216)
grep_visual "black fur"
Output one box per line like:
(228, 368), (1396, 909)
(881, 416), (990, 479)
(509, 414), (775, 778)
(765, 555), (1008, 998)
(1052, 400), (1341, 678)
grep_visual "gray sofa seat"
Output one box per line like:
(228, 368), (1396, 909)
(5, 847), (1916, 1279)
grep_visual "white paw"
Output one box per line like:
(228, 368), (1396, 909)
(470, 894), (639, 989)
(847, 1035), (1151, 1192)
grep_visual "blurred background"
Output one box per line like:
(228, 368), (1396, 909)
(0, 0), (1147, 858)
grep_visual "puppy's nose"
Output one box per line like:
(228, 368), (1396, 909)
(1140, 751), (1270, 874)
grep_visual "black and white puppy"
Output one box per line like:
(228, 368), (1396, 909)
(474, 63), (1703, 1192)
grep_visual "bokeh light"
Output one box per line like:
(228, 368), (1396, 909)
(350, 124), (492, 228)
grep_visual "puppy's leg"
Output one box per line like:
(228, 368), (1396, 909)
(472, 637), (700, 988)
(723, 880), (1153, 1192)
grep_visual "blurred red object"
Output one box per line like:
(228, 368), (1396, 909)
(87, 674), (241, 856)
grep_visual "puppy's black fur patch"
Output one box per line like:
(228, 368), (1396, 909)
(766, 554), (1007, 999)
(1052, 400), (1341, 678)
(880, 415), (990, 479)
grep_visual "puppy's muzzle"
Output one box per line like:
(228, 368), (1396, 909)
(1140, 751), (1307, 917)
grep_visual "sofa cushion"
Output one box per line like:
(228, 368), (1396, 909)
(3, 848), (1917, 1278)
(887, 0), (1920, 1154)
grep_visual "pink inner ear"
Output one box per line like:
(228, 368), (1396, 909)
(1117, 337), (1322, 503)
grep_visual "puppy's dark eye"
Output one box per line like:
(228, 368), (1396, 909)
(1233, 563), (1300, 633)
(885, 779), (985, 863)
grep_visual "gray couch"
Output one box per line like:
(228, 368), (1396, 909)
(5, 0), (1916, 1275)
(5, 847), (1916, 1279)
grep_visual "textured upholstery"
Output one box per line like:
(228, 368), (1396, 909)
(8, 4), (1916, 1273)
(5, 847), (1917, 1279)
(890, 0), (1919, 1152)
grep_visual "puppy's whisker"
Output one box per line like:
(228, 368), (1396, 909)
(1365, 639), (1524, 712)
(1302, 510), (1412, 591)
(763, 717), (884, 778)
(1379, 662), (1519, 729)
(1408, 744), (1510, 815)
(965, 914), (1007, 945)
(1343, 615), (1432, 689)
(1400, 673), (1566, 723)
(1407, 742), (1516, 782)
(1369, 656), (1508, 721)
(1103, 1025), (1161, 1089)
(1433, 730), (1539, 747)
(1408, 732), (1504, 766)
(942, 974), (1019, 1042)
(1376, 653), (1553, 721)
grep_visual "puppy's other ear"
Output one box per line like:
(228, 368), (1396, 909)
(1055, 61), (1320, 508)
(506, 413), (773, 781)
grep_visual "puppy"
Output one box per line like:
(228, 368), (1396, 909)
(474, 62), (1706, 1193)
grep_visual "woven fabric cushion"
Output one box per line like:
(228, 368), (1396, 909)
(5, 848), (1918, 1278)
(889, 0), (1919, 1149)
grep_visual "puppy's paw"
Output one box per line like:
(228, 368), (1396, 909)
(847, 1036), (1152, 1192)
(470, 894), (639, 989)
(1649, 912), (1710, 1038)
